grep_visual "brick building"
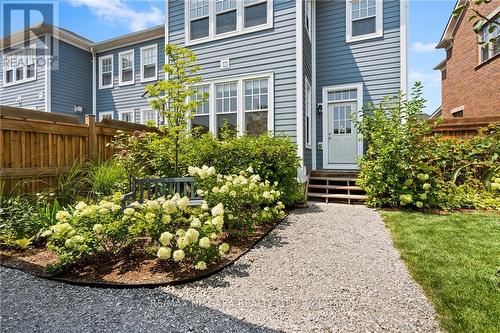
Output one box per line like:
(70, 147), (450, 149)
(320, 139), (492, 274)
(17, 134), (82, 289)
(434, 0), (499, 119)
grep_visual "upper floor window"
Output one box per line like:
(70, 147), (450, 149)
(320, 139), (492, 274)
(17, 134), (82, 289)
(119, 50), (134, 86)
(186, 0), (273, 44)
(479, 16), (499, 63)
(346, 0), (383, 42)
(140, 45), (157, 82)
(99, 55), (113, 89)
(304, 0), (312, 39)
(3, 47), (36, 86)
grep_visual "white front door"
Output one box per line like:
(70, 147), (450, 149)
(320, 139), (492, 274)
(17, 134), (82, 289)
(327, 102), (358, 166)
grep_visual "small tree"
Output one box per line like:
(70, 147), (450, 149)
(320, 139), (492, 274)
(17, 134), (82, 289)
(145, 44), (205, 176)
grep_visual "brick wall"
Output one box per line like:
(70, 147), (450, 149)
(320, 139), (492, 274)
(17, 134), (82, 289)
(440, 1), (500, 119)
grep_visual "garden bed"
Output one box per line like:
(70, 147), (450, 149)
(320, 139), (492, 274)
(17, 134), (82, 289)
(0, 218), (282, 287)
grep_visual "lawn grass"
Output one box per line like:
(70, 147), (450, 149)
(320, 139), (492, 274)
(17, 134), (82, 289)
(382, 210), (500, 333)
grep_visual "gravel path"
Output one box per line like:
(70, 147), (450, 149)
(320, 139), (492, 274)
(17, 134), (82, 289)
(1, 204), (438, 332)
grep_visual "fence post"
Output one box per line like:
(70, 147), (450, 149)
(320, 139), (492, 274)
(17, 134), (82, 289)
(86, 115), (97, 162)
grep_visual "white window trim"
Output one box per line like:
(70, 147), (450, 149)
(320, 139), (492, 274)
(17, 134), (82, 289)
(99, 111), (114, 121)
(118, 109), (135, 122)
(185, 0), (274, 46)
(450, 105), (464, 114)
(477, 8), (499, 65)
(322, 83), (363, 170)
(118, 49), (135, 86)
(140, 44), (158, 83)
(190, 71), (274, 136)
(2, 43), (37, 87)
(98, 54), (113, 89)
(140, 108), (159, 125)
(305, 80), (312, 149)
(346, 0), (383, 43)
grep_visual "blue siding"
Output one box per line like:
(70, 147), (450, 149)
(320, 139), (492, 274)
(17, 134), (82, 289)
(51, 39), (93, 119)
(315, 0), (401, 168)
(95, 37), (165, 121)
(168, 0), (298, 140)
(0, 36), (46, 111)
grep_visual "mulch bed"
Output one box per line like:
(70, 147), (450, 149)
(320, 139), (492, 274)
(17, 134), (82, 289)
(0, 219), (282, 288)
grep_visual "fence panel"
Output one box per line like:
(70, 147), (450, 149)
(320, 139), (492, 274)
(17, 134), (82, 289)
(0, 106), (155, 195)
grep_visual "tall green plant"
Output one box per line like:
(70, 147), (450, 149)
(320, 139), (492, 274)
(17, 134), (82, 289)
(144, 44), (205, 176)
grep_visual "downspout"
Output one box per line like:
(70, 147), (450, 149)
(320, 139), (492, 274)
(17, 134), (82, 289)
(91, 45), (96, 116)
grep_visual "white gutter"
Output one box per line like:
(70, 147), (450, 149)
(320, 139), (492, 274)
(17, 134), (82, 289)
(91, 45), (96, 116)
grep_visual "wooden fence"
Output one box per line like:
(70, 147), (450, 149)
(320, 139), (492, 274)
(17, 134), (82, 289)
(430, 116), (500, 139)
(0, 106), (156, 195)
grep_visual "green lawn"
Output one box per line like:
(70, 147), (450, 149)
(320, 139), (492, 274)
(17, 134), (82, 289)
(382, 210), (500, 333)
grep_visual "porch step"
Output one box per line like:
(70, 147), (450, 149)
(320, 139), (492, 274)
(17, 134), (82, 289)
(306, 170), (366, 204)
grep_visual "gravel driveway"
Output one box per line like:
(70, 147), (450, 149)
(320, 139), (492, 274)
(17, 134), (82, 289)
(1, 203), (438, 332)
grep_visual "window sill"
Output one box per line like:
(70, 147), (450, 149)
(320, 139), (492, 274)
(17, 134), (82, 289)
(140, 77), (157, 84)
(475, 53), (499, 70)
(346, 31), (383, 43)
(2, 76), (37, 87)
(118, 81), (135, 87)
(185, 22), (273, 47)
(99, 85), (114, 90)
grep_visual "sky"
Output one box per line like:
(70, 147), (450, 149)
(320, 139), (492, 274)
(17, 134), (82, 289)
(1, 0), (457, 114)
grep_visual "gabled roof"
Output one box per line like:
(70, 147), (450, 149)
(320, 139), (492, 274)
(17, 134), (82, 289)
(1, 22), (165, 53)
(436, 0), (468, 49)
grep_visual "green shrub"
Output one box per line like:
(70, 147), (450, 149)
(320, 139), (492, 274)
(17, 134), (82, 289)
(354, 83), (499, 210)
(88, 159), (127, 197)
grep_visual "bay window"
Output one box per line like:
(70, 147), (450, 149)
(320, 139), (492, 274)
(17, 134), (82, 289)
(186, 0), (273, 44)
(346, 0), (383, 42)
(119, 50), (134, 85)
(99, 55), (113, 89)
(140, 45), (157, 82)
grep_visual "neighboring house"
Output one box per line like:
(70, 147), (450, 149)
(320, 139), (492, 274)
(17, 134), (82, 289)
(435, 0), (499, 119)
(1, 0), (407, 173)
(0, 23), (164, 123)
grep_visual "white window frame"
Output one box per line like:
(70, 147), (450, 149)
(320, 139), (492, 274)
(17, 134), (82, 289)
(99, 55), (113, 89)
(346, 0), (383, 43)
(305, 0), (312, 40)
(322, 83), (363, 170)
(118, 49), (135, 86)
(141, 108), (158, 125)
(140, 44), (158, 83)
(190, 71), (274, 136)
(99, 111), (114, 121)
(477, 9), (499, 64)
(2, 44), (37, 87)
(118, 110), (135, 123)
(185, 0), (274, 46)
(305, 80), (312, 149)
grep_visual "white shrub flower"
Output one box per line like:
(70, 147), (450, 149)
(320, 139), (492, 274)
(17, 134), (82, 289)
(201, 201), (209, 211)
(162, 200), (176, 214)
(75, 201), (87, 211)
(212, 186), (220, 193)
(246, 166), (254, 173)
(93, 224), (103, 234)
(177, 196), (189, 211)
(176, 229), (186, 237)
(162, 214), (172, 224)
(209, 232), (218, 240)
(190, 217), (201, 228)
(123, 208), (135, 216)
(40, 229), (53, 237)
(173, 249), (185, 262)
(207, 166), (216, 176)
(55, 210), (71, 222)
(199, 237), (211, 249)
(220, 185), (229, 193)
(211, 203), (224, 217)
(185, 228), (200, 243)
(188, 166), (197, 176)
(145, 212), (156, 223)
(195, 261), (207, 270)
(219, 243), (230, 255)
(159, 232), (174, 246)
(212, 215), (224, 231)
(177, 236), (189, 249)
(157, 247), (171, 260)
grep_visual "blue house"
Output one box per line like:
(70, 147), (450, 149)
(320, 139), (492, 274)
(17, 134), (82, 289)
(1, 0), (407, 175)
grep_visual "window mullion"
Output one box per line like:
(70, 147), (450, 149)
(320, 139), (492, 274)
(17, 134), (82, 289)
(237, 79), (244, 136)
(237, 0), (244, 32)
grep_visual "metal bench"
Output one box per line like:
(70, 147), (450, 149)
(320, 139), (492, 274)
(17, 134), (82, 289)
(121, 177), (202, 210)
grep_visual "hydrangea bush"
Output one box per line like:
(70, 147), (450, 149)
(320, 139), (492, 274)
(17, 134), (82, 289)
(189, 165), (286, 233)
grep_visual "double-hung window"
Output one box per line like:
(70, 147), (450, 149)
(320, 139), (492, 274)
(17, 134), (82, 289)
(99, 55), (113, 89)
(3, 46), (36, 86)
(192, 85), (210, 133)
(190, 0), (210, 40)
(346, 0), (383, 42)
(305, 81), (312, 148)
(99, 112), (113, 121)
(141, 109), (158, 125)
(119, 50), (134, 85)
(140, 45), (157, 82)
(187, 0), (272, 44)
(479, 15), (499, 63)
(119, 110), (134, 123)
(244, 78), (269, 135)
(215, 82), (238, 136)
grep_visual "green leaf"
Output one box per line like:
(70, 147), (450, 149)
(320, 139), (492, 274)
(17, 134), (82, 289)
(453, 5), (466, 17)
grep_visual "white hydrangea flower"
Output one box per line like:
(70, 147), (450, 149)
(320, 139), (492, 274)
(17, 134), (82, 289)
(190, 217), (201, 228)
(162, 200), (177, 214)
(220, 185), (229, 193)
(207, 166), (216, 176)
(93, 224), (103, 234)
(212, 215), (224, 231)
(201, 201), (209, 211)
(185, 228), (200, 243)
(219, 243), (230, 255)
(75, 201), (87, 211)
(123, 208), (135, 216)
(209, 232), (218, 240)
(159, 232), (174, 246)
(212, 186), (220, 193)
(199, 237), (211, 249)
(55, 210), (71, 222)
(173, 249), (185, 262)
(40, 229), (53, 237)
(145, 212), (156, 223)
(197, 189), (205, 197)
(211, 203), (224, 217)
(176, 229), (186, 237)
(162, 214), (171, 224)
(157, 247), (171, 260)
(131, 201), (141, 208)
(246, 166), (254, 173)
(177, 196), (189, 211)
(195, 261), (207, 270)
(177, 236), (189, 249)
(188, 166), (197, 176)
